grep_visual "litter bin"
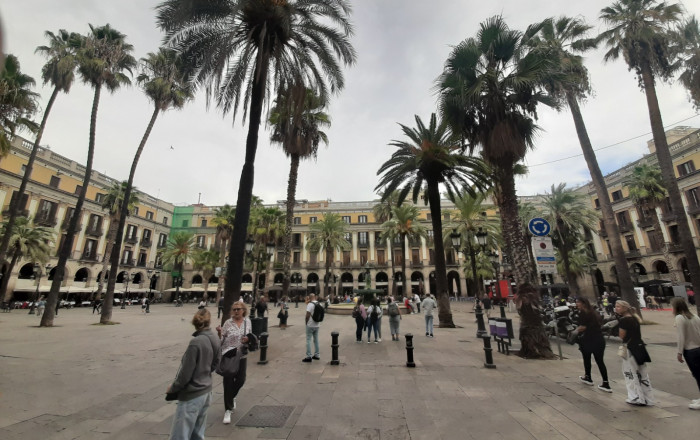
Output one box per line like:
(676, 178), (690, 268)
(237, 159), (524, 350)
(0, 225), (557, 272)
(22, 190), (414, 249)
(251, 316), (268, 337)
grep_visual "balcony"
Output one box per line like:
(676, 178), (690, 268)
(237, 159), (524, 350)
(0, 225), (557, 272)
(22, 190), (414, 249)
(661, 212), (677, 223)
(136, 260), (147, 267)
(124, 236), (139, 245)
(636, 217), (655, 229)
(60, 219), (81, 233)
(598, 227), (607, 238)
(687, 205), (700, 216)
(410, 261), (423, 268)
(85, 226), (103, 238)
(358, 242), (369, 248)
(625, 249), (641, 259)
(618, 223), (632, 233)
(121, 258), (136, 267)
(79, 252), (99, 262)
(292, 262), (302, 269)
(34, 214), (58, 227)
(306, 263), (319, 270)
(375, 262), (388, 268)
(669, 243), (684, 253)
(140, 239), (152, 248)
(1, 206), (29, 217)
(157, 241), (167, 249)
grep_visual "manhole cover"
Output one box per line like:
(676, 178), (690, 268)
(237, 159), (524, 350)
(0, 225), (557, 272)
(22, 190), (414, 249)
(236, 405), (294, 428)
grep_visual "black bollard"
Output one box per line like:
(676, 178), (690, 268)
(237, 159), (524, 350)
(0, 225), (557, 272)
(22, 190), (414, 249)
(330, 331), (340, 365)
(481, 335), (496, 369)
(475, 299), (488, 338)
(499, 302), (506, 318)
(257, 332), (269, 365)
(405, 333), (416, 368)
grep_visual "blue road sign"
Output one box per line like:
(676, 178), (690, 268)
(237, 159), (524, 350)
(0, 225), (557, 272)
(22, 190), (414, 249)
(528, 218), (551, 237)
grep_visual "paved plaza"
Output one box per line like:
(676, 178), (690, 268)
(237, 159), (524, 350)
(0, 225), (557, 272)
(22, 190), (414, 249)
(0, 301), (698, 439)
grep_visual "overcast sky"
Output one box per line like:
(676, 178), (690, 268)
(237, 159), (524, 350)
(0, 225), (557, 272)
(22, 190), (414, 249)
(1, 0), (699, 207)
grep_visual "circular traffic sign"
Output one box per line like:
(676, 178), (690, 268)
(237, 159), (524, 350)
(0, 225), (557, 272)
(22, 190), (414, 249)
(528, 217), (551, 236)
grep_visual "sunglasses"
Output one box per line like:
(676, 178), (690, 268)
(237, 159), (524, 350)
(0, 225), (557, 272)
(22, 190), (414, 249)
(232, 308), (243, 311)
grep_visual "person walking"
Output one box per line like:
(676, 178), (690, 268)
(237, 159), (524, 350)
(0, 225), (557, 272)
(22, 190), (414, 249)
(671, 298), (700, 409)
(616, 300), (654, 406)
(217, 297), (224, 319)
(413, 293), (421, 313)
(352, 299), (367, 343)
(36, 296), (45, 322)
(482, 295), (492, 319)
(217, 302), (251, 424)
(255, 297), (268, 318)
(167, 308), (220, 440)
(303, 294), (322, 362)
(575, 297), (611, 392)
(92, 298), (100, 314)
(387, 297), (402, 341)
(366, 298), (382, 343)
(421, 294), (437, 337)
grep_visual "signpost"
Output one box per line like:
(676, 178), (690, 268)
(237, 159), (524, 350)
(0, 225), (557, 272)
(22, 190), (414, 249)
(531, 236), (557, 275)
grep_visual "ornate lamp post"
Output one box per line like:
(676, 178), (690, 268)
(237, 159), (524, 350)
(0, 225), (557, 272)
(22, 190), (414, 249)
(452, 230), (488, 338)
(147, 269), (161, 300)
(245, 239), (274, 307)
(121, 272), (133, 309)
(28, 263), (51, 314)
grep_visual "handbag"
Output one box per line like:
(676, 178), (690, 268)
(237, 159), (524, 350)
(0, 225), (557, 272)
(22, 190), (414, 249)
(165, 391), (178, 401)
(617, 345), (628, 359)
(216, 321), (248, 377)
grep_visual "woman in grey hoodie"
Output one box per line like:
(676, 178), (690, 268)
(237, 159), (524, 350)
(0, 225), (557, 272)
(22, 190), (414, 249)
(167, 308), (221, 440)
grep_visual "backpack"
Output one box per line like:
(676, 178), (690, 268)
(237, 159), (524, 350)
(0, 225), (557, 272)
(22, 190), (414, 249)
(388, 302), (399, 317)
(352, 305), (360, 319)
(311, 301), (325, 322)
(369, 306), (379, 322)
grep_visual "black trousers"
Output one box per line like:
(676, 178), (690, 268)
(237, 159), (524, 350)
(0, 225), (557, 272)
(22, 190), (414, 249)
(684, 347), (700, 392)
(355, 316), (365, 341)
(582, 350), (608, 382)
(223, 358), (247, 410)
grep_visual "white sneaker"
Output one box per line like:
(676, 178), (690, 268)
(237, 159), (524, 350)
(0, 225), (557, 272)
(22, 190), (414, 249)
(378, 338), (382, 342)
(690, 400), (700, 410)
(367, 340), (370, 344)
(223, 410), (231, 424)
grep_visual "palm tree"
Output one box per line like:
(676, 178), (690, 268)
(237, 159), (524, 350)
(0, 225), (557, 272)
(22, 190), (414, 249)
(162, 231), (196, 300)
(0, 217), (54, 304)
(673, 15), (700, 108)
(101, 48), (193, 324)
(0, 54), (39, 156)
(449, 192), (500, 298)
(269, 84), (330, 299)
(0, 31), (76, 284)
(372, 190), (402, 296)
(529, 15), (638, 307)
(381, 204), (427, 298)
(555, 242), (595, 281)
(93, 181), (139, 301)
(211, 204), (236, 307)
(540, 183), (599, 297)
(375, 113), (490, 328)
(624, 164), (675, 281)
(42, 24), (136, 327)
(157, 0), (356, 323)
(306, 212), (350, 299)
(437, 16), (554, 288)
(248, 205), (285, 300)
(599, 0), (700, 308)
(192, 248), (220, 302)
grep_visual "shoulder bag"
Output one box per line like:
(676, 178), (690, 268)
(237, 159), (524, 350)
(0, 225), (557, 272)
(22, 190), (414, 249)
(216, 321), (247, 377)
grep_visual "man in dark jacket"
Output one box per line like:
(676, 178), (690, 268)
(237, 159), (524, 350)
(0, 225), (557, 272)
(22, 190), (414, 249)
(167, 309), (221, 440)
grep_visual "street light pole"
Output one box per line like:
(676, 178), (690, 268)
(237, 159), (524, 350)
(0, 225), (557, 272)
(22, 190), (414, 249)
(29, 263), (49, 314)
(121, 272), (132, 309)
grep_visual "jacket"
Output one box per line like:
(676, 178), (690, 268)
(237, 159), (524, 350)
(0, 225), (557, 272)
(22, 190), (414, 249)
(170, 328), (221, 401)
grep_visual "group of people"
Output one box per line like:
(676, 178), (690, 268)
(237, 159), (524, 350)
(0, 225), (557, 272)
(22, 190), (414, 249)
(350, 294), (438, 343)
(574, 295), (700, 409)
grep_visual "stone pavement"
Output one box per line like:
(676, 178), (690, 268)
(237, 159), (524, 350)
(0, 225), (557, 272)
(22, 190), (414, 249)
(0, 301), (698, 440)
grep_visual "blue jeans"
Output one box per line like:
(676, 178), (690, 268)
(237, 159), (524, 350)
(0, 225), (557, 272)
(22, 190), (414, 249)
(367, 319), (379, 340)
(425, 315), (434, 335)
(306, 326), (319, 358)
(169, 391), (211, 440)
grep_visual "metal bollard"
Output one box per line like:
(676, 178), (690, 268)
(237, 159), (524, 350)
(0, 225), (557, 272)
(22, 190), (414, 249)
(257, 332), (269, 365)
(405, 333), (416, 368)
(481, 335), (496, 369)
(475, 300), (488, 338)
(330, 331), (340, 365)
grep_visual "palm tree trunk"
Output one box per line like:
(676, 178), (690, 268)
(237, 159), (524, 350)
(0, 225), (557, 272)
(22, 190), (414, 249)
(102, 106), (160, 324)
(1, 249), (20, 303)
(401, 233), (408, 297)
(0, 86), (59, 290)
(566, 93), (637, 306)
(639, 65), (700, 313)
(556, 221), (579, 296)
(324, 247), (332, 299)
(426, 180), (454, 327)
(469, 242), (480, 298)
(647, 202), (676, 282)
(223, 52), (270, 325)
(93, 216), (118, 300)
(42, 85), (102, 327)
(215, 238), (227, 307)
(282, 154), (300, 299)
(497, 167), (533, 285)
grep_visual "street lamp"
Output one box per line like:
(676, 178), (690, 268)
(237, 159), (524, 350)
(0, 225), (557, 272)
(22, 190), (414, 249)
(147, 269), (160, 300)
(28, 263), (51, 314)
(121, 272), (133, 309)
(245, 239), (274, 308)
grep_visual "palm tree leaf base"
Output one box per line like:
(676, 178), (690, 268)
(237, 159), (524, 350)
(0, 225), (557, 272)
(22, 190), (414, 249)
(517, 305), (556, 359)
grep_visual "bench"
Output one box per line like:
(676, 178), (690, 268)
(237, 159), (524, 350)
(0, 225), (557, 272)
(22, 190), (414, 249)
(489, 317), (514, 355)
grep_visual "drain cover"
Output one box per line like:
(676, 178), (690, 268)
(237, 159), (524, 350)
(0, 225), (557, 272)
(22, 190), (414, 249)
(236, 405), (294, 428)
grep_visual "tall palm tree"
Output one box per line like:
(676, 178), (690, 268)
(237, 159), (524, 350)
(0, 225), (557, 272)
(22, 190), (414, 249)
(212, 204), (236, 306)
(0, 31), (76, 282)
(0, 54), (39, 156)
(248, 205), (285, 300)
(0, 217), (54, 303)
(673, 15), (700, 108)
(269, 84), (330, 299)
(101, 48), (193, 324)
(437, 16), (554, 289)
(376, 113), (490, 328)
(599, 0), (700, 307)
(157, 0), (356, 324)
(529, 15), (638, 307)
(192, 248), (220, 302)
(540, 183), (599, 297)
(93, 181), (139, 301)
(306, 212), (350, 299)
(162, 231), (196, 300)
(42, 24), (136, 327)
(624, 164), (675, 281)
(372, 190), (402, 296)
(381, 204), (427, 298)
(450, 192), (500, 298)
(555, 242), (595, 282)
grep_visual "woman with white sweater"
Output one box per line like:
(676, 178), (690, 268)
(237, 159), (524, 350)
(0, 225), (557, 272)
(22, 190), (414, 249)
(671, 298), (700, 410)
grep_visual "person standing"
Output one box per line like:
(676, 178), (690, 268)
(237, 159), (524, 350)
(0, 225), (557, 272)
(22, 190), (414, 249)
(167, 308), (220, 440)
(575, 297), (611, 392)
(303, 294), (322, 362)
(687, 288), (696, 306)
(616, 300), (654, 406)
(255, 297), (268, 317)
(387, 297), (402, 341)
(352, 300), (366, 343)
(92, 298), (100, 314)
(217, 297), (224, 319)
(413, 293), (421, 313)
(217, 302), (251, 424)
(366, 299), (382, 343)
(671, 298), (700, 409)
(36, 296), (45, 322)
(481, 295), (492, 319)
(421, 294), (437, 337)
